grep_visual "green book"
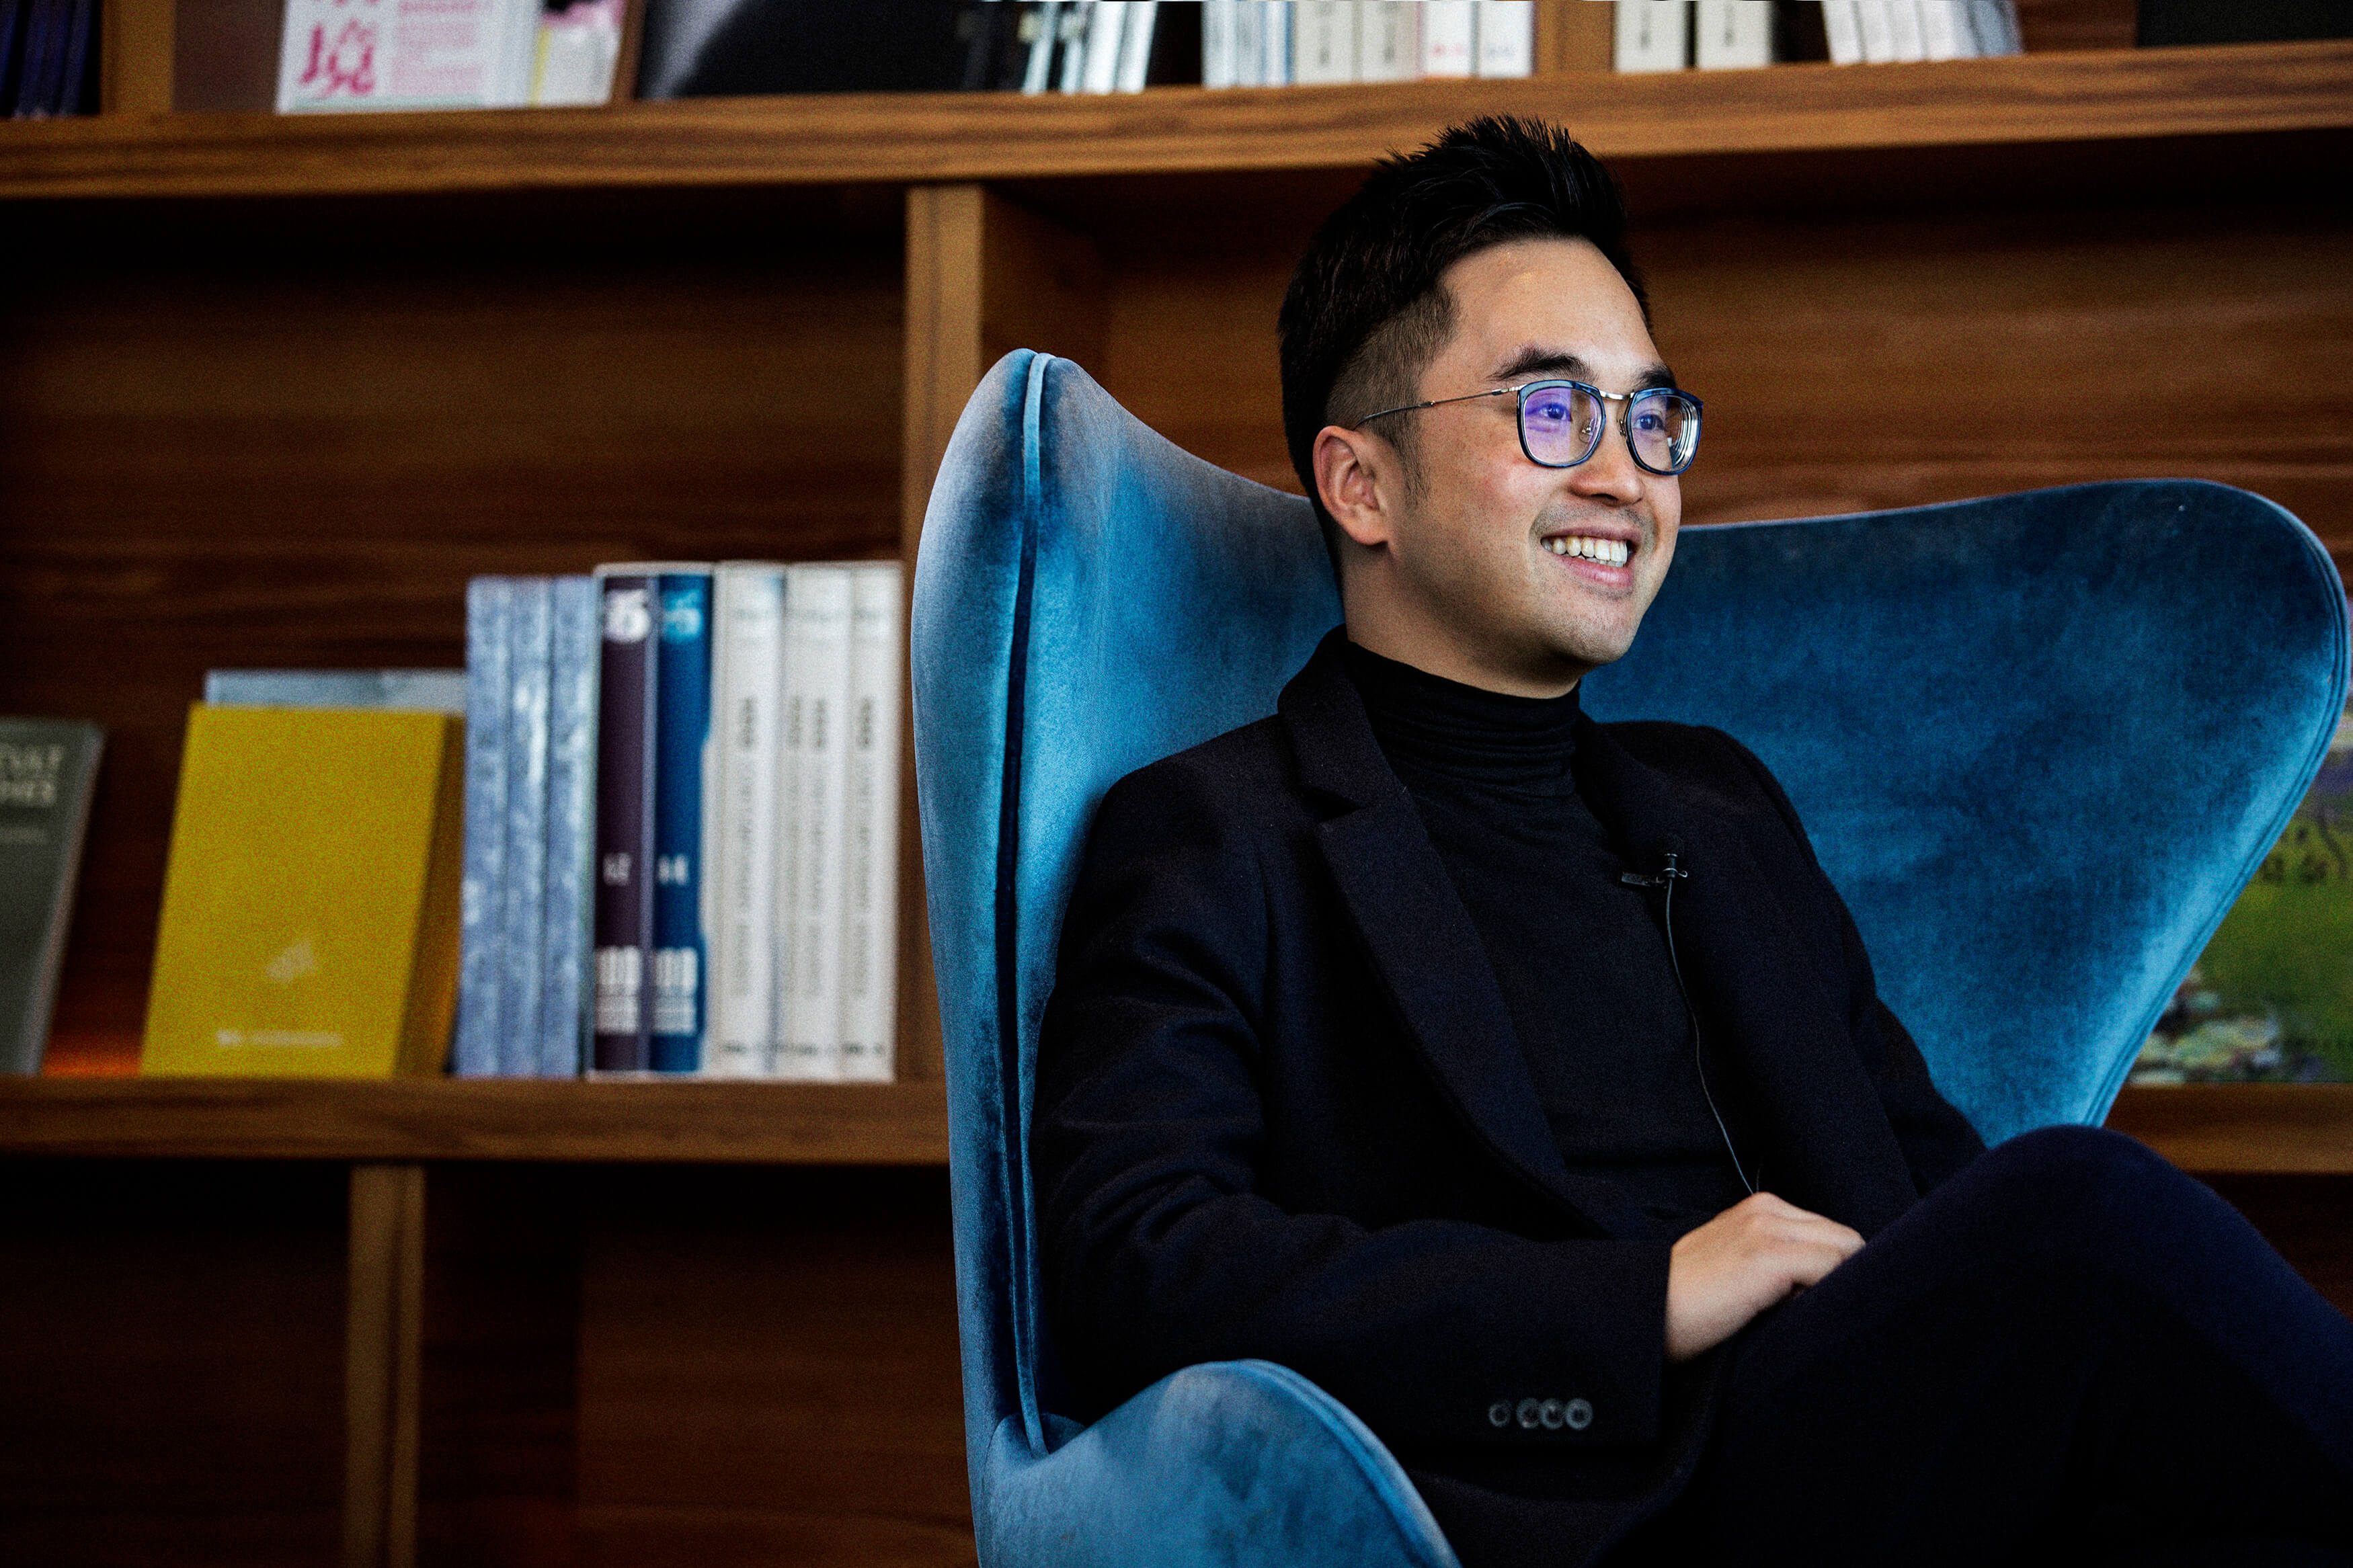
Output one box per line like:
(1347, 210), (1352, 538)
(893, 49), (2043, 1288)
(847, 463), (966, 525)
(2135, 700), (2353, 1085)
(1, 718), (105, 1075)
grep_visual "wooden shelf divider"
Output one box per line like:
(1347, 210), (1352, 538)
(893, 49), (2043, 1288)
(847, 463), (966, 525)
(3, 40), (2348, 202)
(0, 1078), (951, 1164)
(2104, 1085), (2353, 1175)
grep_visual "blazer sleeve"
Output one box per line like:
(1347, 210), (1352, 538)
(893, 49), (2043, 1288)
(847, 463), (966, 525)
(1713, 732), (1988, 1194)
(1035, 757), (1677, 1451)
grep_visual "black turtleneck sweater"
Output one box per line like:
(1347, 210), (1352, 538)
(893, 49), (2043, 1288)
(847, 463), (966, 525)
(1342, 639), (1750, 1239)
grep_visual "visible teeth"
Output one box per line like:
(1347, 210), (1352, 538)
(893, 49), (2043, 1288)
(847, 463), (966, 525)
(1546, 535), (1630, 566)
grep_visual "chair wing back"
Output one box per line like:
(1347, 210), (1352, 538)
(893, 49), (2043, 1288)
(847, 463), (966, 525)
(913, 353), (1341, 1487)
(1581, 481), (2348, 1145)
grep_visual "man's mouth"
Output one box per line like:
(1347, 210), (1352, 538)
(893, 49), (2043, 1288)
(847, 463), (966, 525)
(1543, 534), (1631, 567)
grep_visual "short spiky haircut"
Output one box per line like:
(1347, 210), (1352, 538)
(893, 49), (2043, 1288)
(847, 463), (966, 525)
(1277, 117), (1647, 563)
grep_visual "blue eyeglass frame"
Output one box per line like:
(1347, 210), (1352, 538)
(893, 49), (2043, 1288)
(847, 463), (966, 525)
(1355, 378), (1705, 476)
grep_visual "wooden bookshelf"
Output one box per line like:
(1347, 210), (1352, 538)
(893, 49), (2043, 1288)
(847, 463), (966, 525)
(0, 1077), (951, 1163)
(4, 31), (2351, 1568)
(2, 40), (2348, 199)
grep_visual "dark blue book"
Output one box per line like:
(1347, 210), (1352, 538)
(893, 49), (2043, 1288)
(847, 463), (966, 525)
(648, 569), (713, 1073)
(591, 569), (660, 1073)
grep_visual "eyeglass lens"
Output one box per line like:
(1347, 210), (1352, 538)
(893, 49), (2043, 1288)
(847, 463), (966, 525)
(1519, 384), (1700, 475)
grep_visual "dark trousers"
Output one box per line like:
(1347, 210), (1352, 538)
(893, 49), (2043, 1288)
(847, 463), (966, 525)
(1648, 1125), (2353, 1566)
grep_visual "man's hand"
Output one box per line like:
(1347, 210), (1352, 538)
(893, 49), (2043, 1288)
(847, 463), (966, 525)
(1665, 1192), (1863, 1362)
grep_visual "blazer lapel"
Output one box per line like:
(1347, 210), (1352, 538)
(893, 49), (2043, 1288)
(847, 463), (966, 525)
(1572, 720), (1920, 1237)
(1280, 634), (1656, 1239)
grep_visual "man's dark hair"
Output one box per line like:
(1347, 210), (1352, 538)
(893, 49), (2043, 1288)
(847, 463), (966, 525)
(1277, 116), (1647, 557)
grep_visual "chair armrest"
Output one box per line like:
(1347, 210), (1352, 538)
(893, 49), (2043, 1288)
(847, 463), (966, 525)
(978, 1359), (1462, 1568)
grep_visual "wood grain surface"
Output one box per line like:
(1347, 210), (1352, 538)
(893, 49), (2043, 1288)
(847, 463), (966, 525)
(2, 42), (2348, 201)
(2106, 1085), (2353, 1173)
(0, 1079), (952, 1163)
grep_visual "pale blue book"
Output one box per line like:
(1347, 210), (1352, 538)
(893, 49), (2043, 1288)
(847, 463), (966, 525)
(500, 579), (553, 1077)
(540, 576), (600, 1077)
(204, 669), (467, 712)
(454, 578), (513, 1078)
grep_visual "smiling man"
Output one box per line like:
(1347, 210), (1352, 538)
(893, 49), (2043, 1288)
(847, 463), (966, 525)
(1033, 118), (2353, 1567)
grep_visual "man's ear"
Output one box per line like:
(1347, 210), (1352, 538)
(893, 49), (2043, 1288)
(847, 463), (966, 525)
(1312, 424), (1398, 552)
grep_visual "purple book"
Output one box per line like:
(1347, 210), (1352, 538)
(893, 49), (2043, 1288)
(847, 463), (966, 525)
(591, 572), (660, 1072)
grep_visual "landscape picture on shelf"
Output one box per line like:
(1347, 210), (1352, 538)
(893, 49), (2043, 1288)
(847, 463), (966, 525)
(2133, 692), (2353, 1085)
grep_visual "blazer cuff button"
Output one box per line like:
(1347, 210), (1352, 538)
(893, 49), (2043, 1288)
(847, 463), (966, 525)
(1515, 1398), (1541, 1430)
(1566, 1398), (1594, 1431)
(1538, 1399), (1564, 1430)
(1487, 1401), (1512, 1428)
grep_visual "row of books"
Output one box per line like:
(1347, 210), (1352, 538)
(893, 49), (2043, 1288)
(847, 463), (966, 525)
(276, 0), (624, 113)
(1821, 0), (2022, 66)
(1206, 0), (1534, 87)
(1610, 1), (2018, 73)
(458, 563), (902, 1081)
(0, 0), (95, 116)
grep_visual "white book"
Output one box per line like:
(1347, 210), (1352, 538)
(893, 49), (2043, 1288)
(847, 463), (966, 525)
(1821, 0), (1865, 63)
(1057, 0), (1093, 91)
(1421, 0), (1476, 77)
(1854, 0), (1897, 63)
(704, 563), (786, 1079)
(1614, 1), (1689, 72)
(776, 565), (853, 1082)
(1693, 0), (1771, 67)
(1968, 0), (2022, 54)
(1203, 0), (1238, 86)
(1917, 0), (1974, 58)
(1356, 1), (1420, 80)
(838, 565), (903, 1084)
(1884, 0), (1927, 60)
(500, 577), (553, 1077)
(278, 0), (539, 112)
(1261, 1), (1293, 85)
(530, 0), (623, 106)
(1114, 0), (1159, 89)
(1293, 0), (1357, 83)
(1082, 0), (1127, 91)
(1024, 0), (1064, 92)
(1234, 0), (1265, 85)
(1475, 1), (1534, 77)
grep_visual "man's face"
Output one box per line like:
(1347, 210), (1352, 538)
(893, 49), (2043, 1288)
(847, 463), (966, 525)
(1325, 236), (1682, 696)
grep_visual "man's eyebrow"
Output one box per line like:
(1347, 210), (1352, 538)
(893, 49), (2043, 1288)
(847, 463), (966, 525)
(1490, 346), (1679, 391)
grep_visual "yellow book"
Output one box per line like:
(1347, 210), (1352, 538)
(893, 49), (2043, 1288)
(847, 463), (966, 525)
(141, 706), (464, 1079)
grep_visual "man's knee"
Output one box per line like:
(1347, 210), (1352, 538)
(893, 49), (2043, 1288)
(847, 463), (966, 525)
(1960, 1123), (2200, 1265)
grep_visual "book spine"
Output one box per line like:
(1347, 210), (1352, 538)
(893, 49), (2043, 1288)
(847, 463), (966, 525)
(1918, 0), (1970, 58)
(455, 576), (512, 1078)
(592, 573), (658, 1073)
(1113, 0), (1158, 89)
(1854, 0), (1897, 61)
(1969, 0), (2021, 54)
(706, 565), (786, 1078)
(0, 722), (103, 1075)
(1615, 0), (1691, 71)
(1821, 0), (1864, 63)
(1421, 0), (1476, 77)
(1293, 0), (1356, 83)
(648, 570), (713, 1073)
(1884, 0), (1926, 60)
(1057, 0), (1092, 91)
(500, 577), (552, 1076)
(776, 565), (852, 1081)
(838, 565), (903, 1083)
(1232, 0), (1263, 85)
(1023, 0), (1063, 91)
(1693, 0), (1771, 67)
(1202, 0), (1236, 85)
(540, 575), (599, 1077)
(1261, 0), (1291, 84)
(1474, 1), (1534, 77)
(1355, 1), (1419, 81)
(1081, 0), (1126, 91)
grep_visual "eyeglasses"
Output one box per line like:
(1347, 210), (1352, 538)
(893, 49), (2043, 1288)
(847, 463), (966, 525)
(1355, 380), (1704, 476)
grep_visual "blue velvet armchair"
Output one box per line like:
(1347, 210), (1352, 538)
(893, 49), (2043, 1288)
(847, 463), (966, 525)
(909, 349), (2348, 1567)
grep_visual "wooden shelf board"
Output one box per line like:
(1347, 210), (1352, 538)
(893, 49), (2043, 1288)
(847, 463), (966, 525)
(2104, 1084), (2353, 1175)
(0, 1077), (950, 1164)
(1, 41), (2347, 202)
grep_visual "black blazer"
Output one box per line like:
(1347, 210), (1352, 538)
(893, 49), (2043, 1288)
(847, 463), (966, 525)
(1034, 630), (1985, 1563)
